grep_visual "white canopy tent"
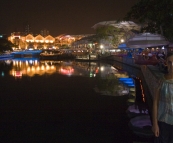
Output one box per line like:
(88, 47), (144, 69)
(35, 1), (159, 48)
(92, 21), (141, 31)
(126, 33), (169, 48)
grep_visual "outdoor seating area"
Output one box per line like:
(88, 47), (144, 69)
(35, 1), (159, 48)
(134, 55), (159, 65)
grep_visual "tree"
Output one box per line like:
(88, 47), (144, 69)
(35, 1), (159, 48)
(0, 39), (14, 53)
(95, 73), (120, 95)
(95, 25), (122, 47)
(124, 0), (173, 41)
(60, 44), (69, 49)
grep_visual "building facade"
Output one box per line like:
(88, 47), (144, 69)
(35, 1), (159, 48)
(8, 32), (88, 50)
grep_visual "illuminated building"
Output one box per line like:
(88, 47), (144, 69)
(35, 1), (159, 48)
(8, 33), (90, 50)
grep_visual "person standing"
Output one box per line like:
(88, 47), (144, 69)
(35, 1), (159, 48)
(152, 72), (173, 142)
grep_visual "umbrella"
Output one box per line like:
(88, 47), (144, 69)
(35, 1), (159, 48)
(126, 33), (169, 48)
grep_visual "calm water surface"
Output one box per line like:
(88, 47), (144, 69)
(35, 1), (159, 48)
(0, 58), (149, 143)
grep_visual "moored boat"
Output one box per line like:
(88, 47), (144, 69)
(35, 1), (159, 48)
(75, 54), (99, 62)
(0, 53), (13, 59)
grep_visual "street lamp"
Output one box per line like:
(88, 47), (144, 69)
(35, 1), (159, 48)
(100, 45), (103, 54)
(121, 39), (124, 43)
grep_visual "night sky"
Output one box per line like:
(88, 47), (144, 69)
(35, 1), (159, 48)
(0, 0), (138, 36)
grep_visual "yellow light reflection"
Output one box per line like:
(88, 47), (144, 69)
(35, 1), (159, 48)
(27, 67), (31, 72)
(35, 60), (38, 65)
(41, 65), (45, 70)
(32, 67), (35, 71)
(51, 66), (54, 69)
(20, 61), (22, 67)
(26, 61), (28, 66)
(46, 65), (50, 70)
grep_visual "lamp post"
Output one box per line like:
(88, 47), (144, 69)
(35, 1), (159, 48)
(121, 39), (124, 43)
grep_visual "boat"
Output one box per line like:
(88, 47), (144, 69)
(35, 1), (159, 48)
(128, 115), (154, 138)
(75, 54), (99, 62)
(40, 51), (75, 60)
(0, 53), (14, 59)
(11, 50), (42, 58)
(126, 104), (148, 118)
(40, 52), (60, 60)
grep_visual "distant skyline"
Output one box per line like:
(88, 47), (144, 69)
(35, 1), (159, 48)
(0, 0), (138, 36)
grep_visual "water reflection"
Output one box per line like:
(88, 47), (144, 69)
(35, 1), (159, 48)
(0, 58), (151, 142)
(0, 58), (133, 95)
(0, 58), (130, 79)
(0, 58), (147, 99)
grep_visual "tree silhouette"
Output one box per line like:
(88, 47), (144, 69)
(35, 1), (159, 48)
(124, 0), (173, 41)
(95, 25), (121, 47)
(0, 39), (13, 53)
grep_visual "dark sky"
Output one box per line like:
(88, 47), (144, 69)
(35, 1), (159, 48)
(0, 0), (138, 36)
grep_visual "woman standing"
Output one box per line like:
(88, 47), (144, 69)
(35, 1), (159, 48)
(152, 72), (173, 142)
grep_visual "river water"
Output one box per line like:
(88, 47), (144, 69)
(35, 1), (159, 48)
(0, 58), (153, 143)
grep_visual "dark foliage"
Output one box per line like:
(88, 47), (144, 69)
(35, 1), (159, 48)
(0, 39), (13, 52)
(124, 0), (173, 41)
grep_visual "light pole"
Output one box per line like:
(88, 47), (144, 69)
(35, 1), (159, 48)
(100, 45), (103, 55)
(121, 39), (124, 43)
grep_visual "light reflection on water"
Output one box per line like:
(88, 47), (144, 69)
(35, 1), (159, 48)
(0, 58), (129, 79)
(0, 58), (132, 96)
(0, 58), (151, 142)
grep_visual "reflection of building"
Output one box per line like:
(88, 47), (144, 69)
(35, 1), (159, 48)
(8, 58), (129, 80)
(10, 59), (57, 77)
(59, 66), (74, 75)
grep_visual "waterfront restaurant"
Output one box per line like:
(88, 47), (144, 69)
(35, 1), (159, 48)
(8, 32), (86, 50)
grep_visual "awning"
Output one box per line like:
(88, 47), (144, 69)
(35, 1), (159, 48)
(126, 33), (169, 48)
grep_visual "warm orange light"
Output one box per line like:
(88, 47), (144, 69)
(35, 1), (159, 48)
(14, 71), (22, 77)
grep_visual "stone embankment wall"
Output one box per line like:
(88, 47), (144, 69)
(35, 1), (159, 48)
(140, 65), (163, 98)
